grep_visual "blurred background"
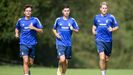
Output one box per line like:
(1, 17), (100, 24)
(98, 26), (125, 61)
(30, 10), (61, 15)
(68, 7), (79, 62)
(0, 0), (133, 69)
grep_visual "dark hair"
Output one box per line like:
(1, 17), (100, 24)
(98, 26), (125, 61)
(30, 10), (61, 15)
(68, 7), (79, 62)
(24, 4), (33, 11)
(62, 4), (70, 9)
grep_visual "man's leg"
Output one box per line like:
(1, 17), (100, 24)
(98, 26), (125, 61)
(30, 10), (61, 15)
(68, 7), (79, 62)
(57, 62), (62, 75)
(57, 55), (65, 75)
(99, 52), (106, 75)
(28, 57), (34, 75)
(28, 45), (35, 75)
(61, 46), (71, 75)
(29, 57), (34, 67)
(62, 59), (68, 75)
(23, 56), (29, 75)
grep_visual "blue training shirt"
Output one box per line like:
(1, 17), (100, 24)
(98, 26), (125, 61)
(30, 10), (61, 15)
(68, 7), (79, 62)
(16, 17), (43, 45)
(93, 13), (118, 42)
(53, 16), (79, 46)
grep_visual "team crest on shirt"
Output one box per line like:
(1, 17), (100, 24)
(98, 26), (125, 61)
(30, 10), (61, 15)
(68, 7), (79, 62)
(21, 23), (25, 27)
(59, 22), (62, 26)
(98, 20), (100, 22)
(106, 20), (109, 23)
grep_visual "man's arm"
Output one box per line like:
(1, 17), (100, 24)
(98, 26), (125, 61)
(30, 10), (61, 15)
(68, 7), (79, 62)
(70, 25), (79, 32)
(112, 26), (119, 31)
(52, 29), (61, 39)
(29, 23), (43, 33)
(69, 24), (79, 33)
(15, 28), (19, 38)
(73, 29), (79, 32)
(92, 25), (97, 35)
(108, 26), (119, 32)
(109, 15), (119, 32)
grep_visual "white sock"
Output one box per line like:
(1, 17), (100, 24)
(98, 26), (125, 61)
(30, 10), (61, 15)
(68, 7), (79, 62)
(57, 65), (62, 75)
(25, 74), (29, 75)
(101, 70), (106, 75)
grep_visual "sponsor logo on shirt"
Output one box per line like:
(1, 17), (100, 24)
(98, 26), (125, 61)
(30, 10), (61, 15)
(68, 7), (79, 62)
(61, 26), (69, 29)
(99, 23), (107, 26)
(24, 27), (29, 29)
(23, 27), (30, 31)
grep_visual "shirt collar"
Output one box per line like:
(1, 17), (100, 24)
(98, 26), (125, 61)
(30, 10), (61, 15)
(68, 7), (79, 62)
(100, 13), (109, 17)
(24, 17), (33, 20)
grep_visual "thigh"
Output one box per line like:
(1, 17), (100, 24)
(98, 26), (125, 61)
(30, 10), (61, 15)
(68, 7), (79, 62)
(56, 45), (66, 58)
(23, 56), (29, 63)
(99, 52), (106, 60)
(28, 45), (36, 59)
(20, 44), (29, 57)
(96, 41), (105, 53)
(104, 42), (112, 57)
(65, 46), (72, 59)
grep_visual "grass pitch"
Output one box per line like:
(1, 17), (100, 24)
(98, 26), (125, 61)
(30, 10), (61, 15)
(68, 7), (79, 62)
(0, 66), (132, 75)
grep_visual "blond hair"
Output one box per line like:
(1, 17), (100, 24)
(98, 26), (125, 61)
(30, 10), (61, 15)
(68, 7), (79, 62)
(100, 2), (108, 7)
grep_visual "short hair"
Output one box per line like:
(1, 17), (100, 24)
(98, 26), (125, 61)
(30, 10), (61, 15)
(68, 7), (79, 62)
(24, 4), (33, 11)
(100, 2), (108, 7)
(62, 4), (70, 10)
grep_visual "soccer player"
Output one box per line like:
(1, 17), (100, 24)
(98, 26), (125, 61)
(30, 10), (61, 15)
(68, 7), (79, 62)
(15, 4), (43, 75)
(52, 5), (79, 75)
(92, 2), (119, 75)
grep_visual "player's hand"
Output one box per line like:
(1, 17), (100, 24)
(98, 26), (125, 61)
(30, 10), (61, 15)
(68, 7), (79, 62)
(93, 31), (97, 35)
(69, 23), (74, 30)
(15, 33), (19, 38)
(108, 26), (113, 32)
(29, 23), (35, 30)
(70, 25), (74, 30)
(56, 33), (61, 39)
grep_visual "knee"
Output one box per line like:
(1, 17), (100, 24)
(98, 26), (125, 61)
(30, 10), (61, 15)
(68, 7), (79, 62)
(30, 62), (34, 65)
(29, 62), (33, 68)
(23, 60), (29, 65)
(60, 58), (66, 63)
(59, 55), (66, 63)
(100, 57), (106, 61)
(106, 57), (109, 62)
(60, 59), (65, 63)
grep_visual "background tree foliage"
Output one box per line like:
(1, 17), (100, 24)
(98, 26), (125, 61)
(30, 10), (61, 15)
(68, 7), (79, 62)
(0, 0), (133, 68)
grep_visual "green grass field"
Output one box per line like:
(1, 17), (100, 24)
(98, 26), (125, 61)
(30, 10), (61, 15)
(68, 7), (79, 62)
(0, 66), (132, 75)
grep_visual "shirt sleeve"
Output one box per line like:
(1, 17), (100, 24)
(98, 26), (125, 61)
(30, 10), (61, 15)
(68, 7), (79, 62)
(16, 19), (21, 30)
(72, 18), (79, 30)
(53, 18), (59, 29)
(35, 18), (43, 29)
(93, 16), (97, 27)
(111, 15), (118, 27)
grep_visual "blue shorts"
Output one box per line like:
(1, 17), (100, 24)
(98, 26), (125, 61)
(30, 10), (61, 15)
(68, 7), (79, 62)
(56, 45), (72, 59)
(96, 41), (112, 56)
(20, 44), (36, 58)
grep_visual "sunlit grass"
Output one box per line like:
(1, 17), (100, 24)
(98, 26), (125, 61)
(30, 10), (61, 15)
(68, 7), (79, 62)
(0, 66), (132, 75)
